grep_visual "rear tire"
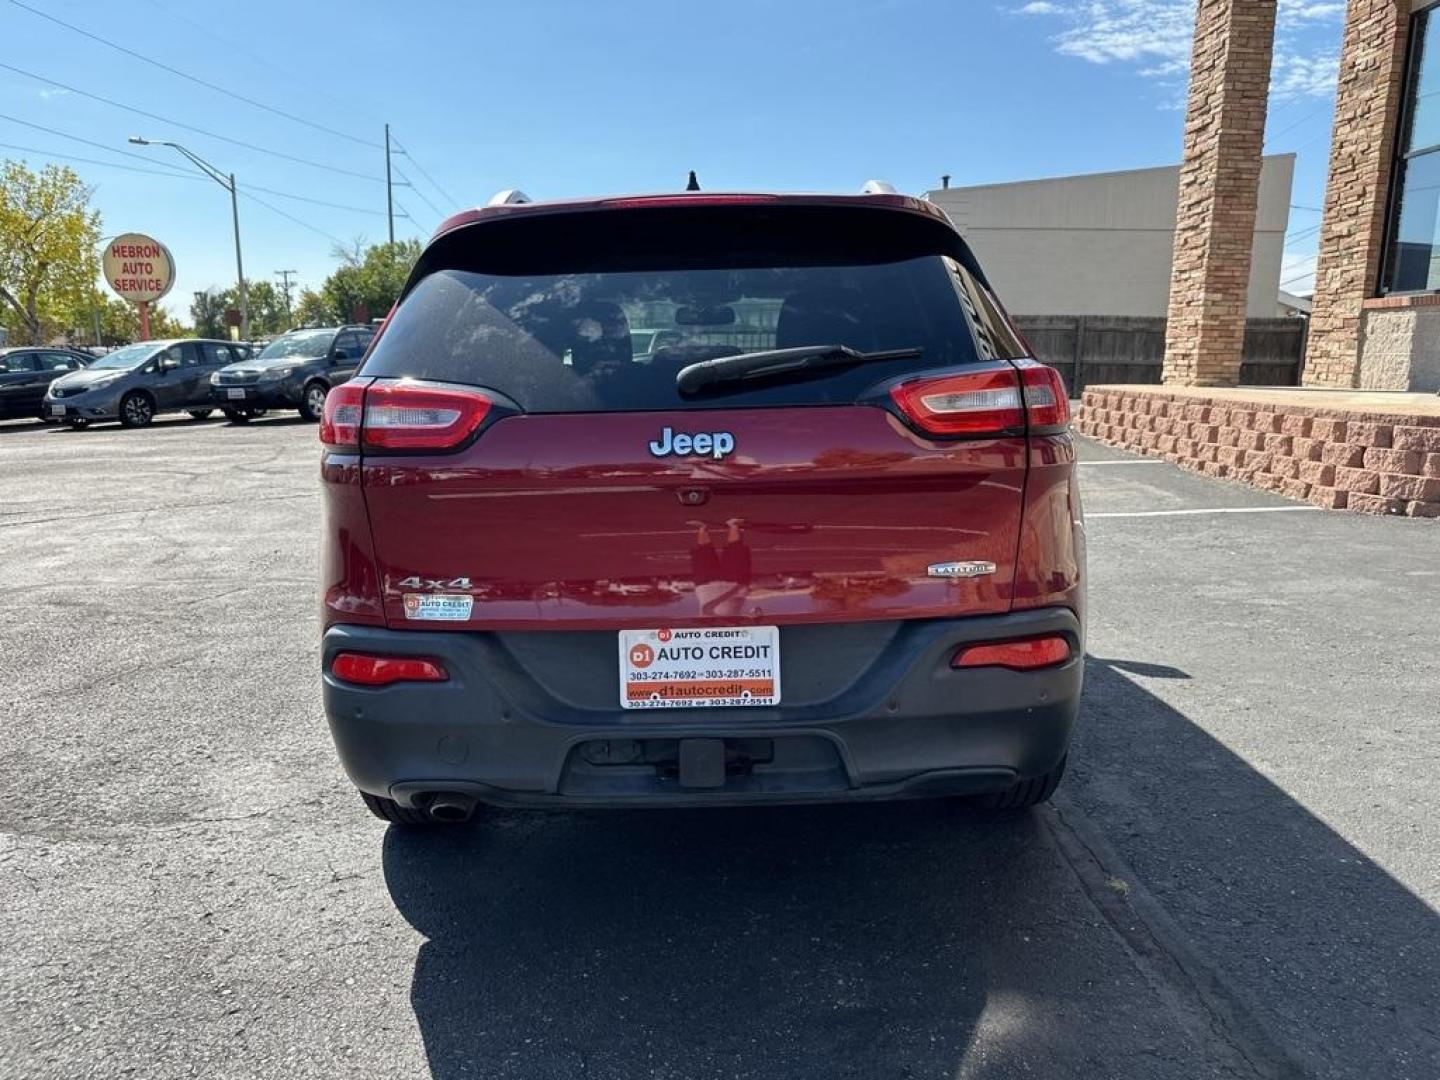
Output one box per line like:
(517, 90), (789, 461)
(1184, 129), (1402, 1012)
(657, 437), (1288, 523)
(359, 791), (434, 826)
(118, 391), (154, 428)
(187, 408), (213, 420)
(975, 755), (1066, 810)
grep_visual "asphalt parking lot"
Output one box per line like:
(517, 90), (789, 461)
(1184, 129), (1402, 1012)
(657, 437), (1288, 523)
(1, 414), (1436, 1080)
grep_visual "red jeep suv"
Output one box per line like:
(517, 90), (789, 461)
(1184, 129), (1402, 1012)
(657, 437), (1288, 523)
(319, 188), (1085, 825)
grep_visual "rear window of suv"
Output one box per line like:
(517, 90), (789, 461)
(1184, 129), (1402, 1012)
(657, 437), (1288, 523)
(361, 205), (1005, 413)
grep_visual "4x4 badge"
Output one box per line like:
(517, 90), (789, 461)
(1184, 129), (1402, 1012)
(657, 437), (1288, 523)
(397, 576), (473, 590)
(927, 561), (996, 579)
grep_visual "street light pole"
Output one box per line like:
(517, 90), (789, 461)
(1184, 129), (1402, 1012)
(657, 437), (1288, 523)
(384, 123), (395, 245)
(228, 173), (247, 340)
(128, 137), (248, 340)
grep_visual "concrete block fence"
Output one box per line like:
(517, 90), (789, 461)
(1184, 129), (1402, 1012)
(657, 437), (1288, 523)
(1076, 386), (1440, 518)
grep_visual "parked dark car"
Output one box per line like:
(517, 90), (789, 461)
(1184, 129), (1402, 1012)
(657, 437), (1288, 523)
(317, 187), (1084, 826)
(44, 339), (250, 428)
(0, 347), (93, 421)
(210, 325), (375, 422)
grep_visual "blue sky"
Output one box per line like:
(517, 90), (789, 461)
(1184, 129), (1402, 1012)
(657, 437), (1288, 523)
(2, 0), (1345, 317)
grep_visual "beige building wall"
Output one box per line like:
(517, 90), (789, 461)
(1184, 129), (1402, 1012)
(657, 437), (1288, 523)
(926, 154), (1293, 318)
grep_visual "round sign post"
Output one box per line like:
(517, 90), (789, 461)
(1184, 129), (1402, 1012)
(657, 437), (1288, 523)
(102, 233), (175, 341)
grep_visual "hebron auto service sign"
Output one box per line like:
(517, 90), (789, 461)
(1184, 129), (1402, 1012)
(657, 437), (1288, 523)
(102, 233), (175, 303)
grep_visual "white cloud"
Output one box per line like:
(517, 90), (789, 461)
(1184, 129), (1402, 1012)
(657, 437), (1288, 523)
(1013, 0), (1344, 101)
(1271, 50), (1341, 100)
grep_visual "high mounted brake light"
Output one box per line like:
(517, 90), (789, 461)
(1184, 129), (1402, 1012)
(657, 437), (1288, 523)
(889, 360), (1069, 436)
(600, 194), (782, 209)
(319, 380), (492, 452)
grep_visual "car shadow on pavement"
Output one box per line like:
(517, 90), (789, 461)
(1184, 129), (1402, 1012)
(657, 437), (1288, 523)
(1066, 657), (1440, 1080)
(383, 793), (1194, 1080)
(382, 659), (1440, 1080)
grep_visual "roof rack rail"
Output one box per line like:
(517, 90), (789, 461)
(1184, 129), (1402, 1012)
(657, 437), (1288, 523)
(860, 180), (898, 195)
(486, 189), (533, 207)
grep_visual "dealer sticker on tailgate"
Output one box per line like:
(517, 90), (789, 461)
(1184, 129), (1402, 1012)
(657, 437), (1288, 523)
(619, 626), (780, 709)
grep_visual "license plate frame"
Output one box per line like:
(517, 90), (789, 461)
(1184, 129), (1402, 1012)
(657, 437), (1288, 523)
(225, 388), (246, 400)
(49, 402), (65, 417)
(619, 626), (780, 710)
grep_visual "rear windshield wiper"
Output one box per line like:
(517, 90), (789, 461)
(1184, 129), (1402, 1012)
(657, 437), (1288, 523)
(676, 344), (923, 396)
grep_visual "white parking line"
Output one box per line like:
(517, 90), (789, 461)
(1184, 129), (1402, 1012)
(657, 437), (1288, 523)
(1087, 506), (1322, 519)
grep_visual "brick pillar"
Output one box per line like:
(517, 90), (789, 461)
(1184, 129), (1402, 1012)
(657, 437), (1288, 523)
(1162, 0), (1278, 386)
(1303, 0), (1410, 387)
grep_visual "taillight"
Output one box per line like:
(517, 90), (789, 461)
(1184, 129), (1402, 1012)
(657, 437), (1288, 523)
(889, 360), (1070, 436)
(890, 366), (1025, 435)
(1014, 359), (1070, 430)
(319, 382), (365, 447)
(332, 652), (448, 686)
(362, 381), (492, 451)
(951, 636), (1072, 671)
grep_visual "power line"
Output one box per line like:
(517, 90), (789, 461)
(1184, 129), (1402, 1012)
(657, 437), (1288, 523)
(0, 63), (384, 183)
(0, 112), (195, 175)
(0, 114), (391, 219)
(242, 183), (393, 217)
(392, 199), (430, 237)
(0, 140), (205, 180)
(238, 189), (347, 248)
(1266, 97), (1334, 146)
(394, 166), (445, 219)
(390, 135), (459, 208)
(7, 0), (379, 150)
(142, 0), (368, 124)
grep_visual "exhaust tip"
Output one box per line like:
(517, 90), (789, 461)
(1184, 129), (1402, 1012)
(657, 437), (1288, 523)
(427, 792), (477, 823)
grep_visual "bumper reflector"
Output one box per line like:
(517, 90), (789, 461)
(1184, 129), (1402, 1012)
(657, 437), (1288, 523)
(332, 652), (449, 686)
(951, 635), (1071, 671)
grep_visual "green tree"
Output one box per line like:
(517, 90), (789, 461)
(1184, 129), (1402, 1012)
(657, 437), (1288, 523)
(190, 289), (226, 338)
(191, 280), (290, 338)
(293, 287), (329, 327)
(0, 160), (102, 344)
(318, 239), (419, 323)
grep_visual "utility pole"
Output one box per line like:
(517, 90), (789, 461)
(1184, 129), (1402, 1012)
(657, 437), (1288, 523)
(275, 269), (297, 327)
(385, 123), (395, 244)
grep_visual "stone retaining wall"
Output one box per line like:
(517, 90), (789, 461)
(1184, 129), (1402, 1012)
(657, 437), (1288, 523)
(1076, 387), (1440, 517)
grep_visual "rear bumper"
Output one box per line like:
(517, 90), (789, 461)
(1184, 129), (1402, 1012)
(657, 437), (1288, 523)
(212, 383), (300, 408)
(321, 607), (1083, 809)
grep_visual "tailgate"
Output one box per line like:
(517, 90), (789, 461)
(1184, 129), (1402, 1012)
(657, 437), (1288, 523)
(362, 405), (1024, 629)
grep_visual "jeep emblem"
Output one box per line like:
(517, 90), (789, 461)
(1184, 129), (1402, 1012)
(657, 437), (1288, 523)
(648, 426), (735, 460)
